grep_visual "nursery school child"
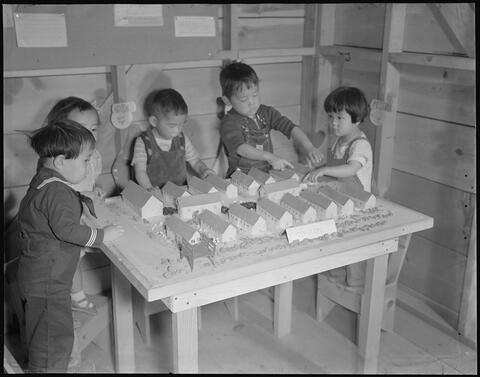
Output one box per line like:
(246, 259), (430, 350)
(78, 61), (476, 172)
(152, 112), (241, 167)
(41, 96), (105, 316)
(304, 86), (373, 287)
(132, 88), (216, 191)
(15, 120), (124, 373)
(218, 60), (323, 176)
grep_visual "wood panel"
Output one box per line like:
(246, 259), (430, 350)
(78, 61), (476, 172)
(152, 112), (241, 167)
(397, 64), (475, 126)
(393, 113), (475, 193)
(334, 4), (385, 49)
(403, 4), (474, 56)
(388, 170), (473, 256)
(3, 186), (28, 226)
(399, 235), (466, 318)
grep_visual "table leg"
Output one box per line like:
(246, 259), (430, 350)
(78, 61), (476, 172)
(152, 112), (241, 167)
(357, 253), (388, 373)
(172, 307), (198, 373)
(274, 281), (293, 337)
(111, 264), (135, 372)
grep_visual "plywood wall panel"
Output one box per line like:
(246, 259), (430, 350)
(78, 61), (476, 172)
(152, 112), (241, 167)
(3, 133), (37, 188)
(4, 186), (28, 225)
(3, 74), (110, 132)
(389, 169), (473, 256)
(393, 113), (475, 193)
(397, 64), (475, 126)
(399, 234), (465, 323)
(403, 4), (473, 55)
(334, 4), (385, 49)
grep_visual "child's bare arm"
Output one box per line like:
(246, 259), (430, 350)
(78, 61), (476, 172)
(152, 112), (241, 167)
(190, 159), (216, 178)
(236, 143), (293, 170)
(290, 127), (324, 167)
(134, 163), (155, 190)
(304, 161), (362, 182)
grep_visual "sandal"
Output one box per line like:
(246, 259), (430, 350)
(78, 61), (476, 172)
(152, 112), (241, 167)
(72, 295), (97, 315)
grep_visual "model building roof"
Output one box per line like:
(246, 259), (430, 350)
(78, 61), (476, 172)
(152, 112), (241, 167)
(261, 178), (300, 194)
(231, 169), (257, 187)
(300, 189), (335, 209)
(338, 184), (374, 202)
(162, 181), (189, 199)
(269, 169), (298, 181)
(229, 203), (262, 226)
(199, 209), (232, 233)
(188, 176), (217, 194)
(317, 186), (352, 206)
(248, 167), (274, 185)
(165, 215), (199, 240)
(281, 193), (312, 214)
(257, 198), (289, 219)
(205, 174), (231, 191)
(177, 192), (222, 207)
(121, 180), (153, 208)
(290, 161), (311, 177)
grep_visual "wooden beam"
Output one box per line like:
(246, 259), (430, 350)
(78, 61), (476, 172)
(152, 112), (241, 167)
(239, 47), (315, 59)
(373, 3), (406, 198)
(223, 4), (239, 59)
(427, 3), (475, 58)
(389, 52), (475, 71)
(318, 45), (382, 63)
(457, 205), (476, 345)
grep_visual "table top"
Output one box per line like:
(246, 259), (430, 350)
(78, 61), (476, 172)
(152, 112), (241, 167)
(90, 194), (433, 302)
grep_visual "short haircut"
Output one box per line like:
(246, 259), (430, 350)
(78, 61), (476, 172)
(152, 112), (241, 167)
(31, 119), (96, 160)
(324, 86), (369, 124)
(144, 88), (188, 118)
(44, 96), (97, 125)
(219, 61), (259, 98)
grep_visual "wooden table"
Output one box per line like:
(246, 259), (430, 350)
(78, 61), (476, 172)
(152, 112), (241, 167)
(91, 196), (433, 373)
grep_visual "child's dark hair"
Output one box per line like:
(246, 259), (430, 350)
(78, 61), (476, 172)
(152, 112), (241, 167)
(324, 86), (369, 124)
(44, 96), (97, 125)
(144, 88), (188, 118)
(31, 119), (96, 160)
(219, 61), (259, 99)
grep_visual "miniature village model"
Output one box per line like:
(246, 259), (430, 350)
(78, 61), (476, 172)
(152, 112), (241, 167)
(338, 183), (376, 209)
(162, 181), (190, 208)
(257, 197), (293, 233)
(258, 178), (301, 203)
(269, 168), (300, 182)
(231, 169), (260, 197)
(228, 203), (266, 236)
(280, 192), (317, 224)
(188, 175), (218, 195)
(205, 174), (238, 202)
(177, 191), (222, 220)
(198, 209), (237, 246)
(317, 186), (354, 216)
(248, 167), (276, 185)
(299, 189), (338, 219)
(121, 180), (163, 220)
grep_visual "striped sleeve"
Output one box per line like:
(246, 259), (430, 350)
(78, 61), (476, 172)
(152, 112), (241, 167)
(131, 137), (148, 169)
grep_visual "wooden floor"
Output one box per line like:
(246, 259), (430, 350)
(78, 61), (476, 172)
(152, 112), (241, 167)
(4, 275), (477, 374)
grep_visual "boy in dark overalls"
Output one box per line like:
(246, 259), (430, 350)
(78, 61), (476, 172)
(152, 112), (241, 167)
(218, 61), (324, 177)
(132, 88), (216, 191)
(15, 120), (124, 372)
(304, 86), (373, 286)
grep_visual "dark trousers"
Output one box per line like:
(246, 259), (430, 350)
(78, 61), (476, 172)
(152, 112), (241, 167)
(23, 294), (74, 373)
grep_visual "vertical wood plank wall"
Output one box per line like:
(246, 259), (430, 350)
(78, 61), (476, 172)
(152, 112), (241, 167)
(3, 3), (475, 341)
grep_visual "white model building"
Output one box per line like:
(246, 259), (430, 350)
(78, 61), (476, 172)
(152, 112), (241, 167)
(198, 209), (237, 245)
(248, 167), (275, 185)
(269, 168), (300, 182)
(338, 184), (376, 209)
(164, 215), (201, 245)
(205, 174), (238, 202)
(231, 169), (260, 197)
(256, 197), (293, 232)
(162, 181), (190, 207)
(121, 180), (163, 220)
(228, 203), (266, 236)
(188, 175), (218, 195)
(258, 178), (301, 203)
(280, 193), (317, 224)
(177, 192), (222, 220)
(299, 189), (338, 219)
(317, 186), (354, 216)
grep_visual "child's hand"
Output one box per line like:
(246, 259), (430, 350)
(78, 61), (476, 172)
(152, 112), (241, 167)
(93, 186), (107, 200)
(303, 167), (326, 183)
(268, 156), (294, 171)
(305, 148), (324, 168)
(202, 169), (216, 179)
(103, 224), (125, 243)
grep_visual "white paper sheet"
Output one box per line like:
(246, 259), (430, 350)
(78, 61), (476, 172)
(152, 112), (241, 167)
(174, 16), (216, 37)
(14, 13), (67, 47)
(114, 4), (163, 27)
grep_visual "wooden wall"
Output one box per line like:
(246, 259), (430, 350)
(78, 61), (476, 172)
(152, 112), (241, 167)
(3, 3), (475, 339)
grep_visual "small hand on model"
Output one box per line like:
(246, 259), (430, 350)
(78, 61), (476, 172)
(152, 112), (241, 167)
(103, 224), (125, 243)
(302, 167), (326, 183)
(304, 147), (324, 169)
(268, 155), (294, 170)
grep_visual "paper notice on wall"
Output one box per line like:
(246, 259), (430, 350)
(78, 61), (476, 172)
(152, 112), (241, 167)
(114, 4), (163, 27)
(174, 16), (216, 37)
(14, 13), (67, 47)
